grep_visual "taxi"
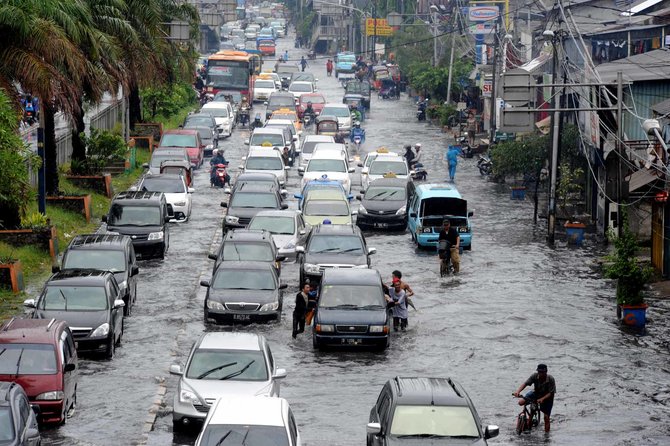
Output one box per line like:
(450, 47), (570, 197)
(301, 188), (355, 226)
(253, 74), (279, 102)
(270, 107), (302, 132)
(259, 72), (282, 90)
(357, 148), (400, 189)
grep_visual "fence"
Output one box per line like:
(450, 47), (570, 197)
(27, 132), (73, 187)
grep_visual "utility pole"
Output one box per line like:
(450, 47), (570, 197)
(445, 9), (457, 103)
(488, 18), (499, 143)
(616, 71), (624, 233)
(431, 7), (438, 66)
(372, 2), (377, 61)
(546, 29), (561, 244)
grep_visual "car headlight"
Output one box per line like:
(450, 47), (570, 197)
(148, 231), (164, 240)
(260, 301), (279, 311)
(207, 300), (225, 310)
(316, 324), (334, 333)
(396, 205), (406, 215)
(178, 383), (202, 405)
(369, 325), (386, 333)
(91, 323), (110, 337)
(35, 391), (64, 401)
(283, 241), (296, 250)
(422, 227), (432, 233)
(174, 201), (186, 207)
(303, 263), (320, 273)
(458, 226), (469, 233)
(225, 215), (239, 224)
(358, 205), (367, 214)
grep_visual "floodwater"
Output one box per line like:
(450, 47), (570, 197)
(42, 30), (670, 446)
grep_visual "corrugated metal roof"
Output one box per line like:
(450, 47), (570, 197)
(652, 97), (670, 115)
(596, 48), (670, 82)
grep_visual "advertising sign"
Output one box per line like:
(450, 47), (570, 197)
(468, 6), (499, 22)
(468, 22), (495, 35)
(365, 18), (394, 37)
(482, 79), (493, 98)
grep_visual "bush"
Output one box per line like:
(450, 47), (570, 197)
(141, 82), (197, 121)
(20, 212), (48, 230)
(70, 129), (126, 175)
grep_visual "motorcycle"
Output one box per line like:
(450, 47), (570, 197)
(416, 101), (427, 121)
(238, 108), (250, 127)
(352, 134), (363, 152)
(23, 106), (36, 125)
(211, 163), (230, 188)
(454, 135), (473, 158)
(411, 163), (427, 181)
(477, 154), (492, 176)
(303, 113), (315, 128)
(250, 113), (262, 130)
(199, 91), (213, 107)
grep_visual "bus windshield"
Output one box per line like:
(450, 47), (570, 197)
(207, 65), (249, 90)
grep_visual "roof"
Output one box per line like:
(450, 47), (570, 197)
(141, 173), (184, 183)
(68, 233), (131, 250)
(197, 332), (263, 351)
(652, 97), (670, 115)
(304, 189), (348, 200)
(253, 209), (299, 218)
(236, 172), (280, 181)
(0, 318), (63, 344)
(207, 396), (287, 426)
(304, 135), (335, 142)
(224, 228), (272, 241)
(322, 267), (380, 285)
(214, 261), (275, 272)
(368, 177), (411, 187)
(392, 377), (469, 407)
(49, 269), (112, 284)
(163, 129), (198, 135)
(251, 127), (285, 135)
(322, 103), (349, 109)
(233, 183), (277, 194)
(415, 183), (463, 199)
(313, 224), (360, 235)
(372, 155), (406, 163)
(113, 191), (164, 202)
(516, 52), (552, 76)
(596, 48), (670, 82)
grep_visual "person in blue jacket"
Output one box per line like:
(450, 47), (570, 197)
(447, 145), (460, 182)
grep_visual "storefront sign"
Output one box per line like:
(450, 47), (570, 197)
(468, 6), (499, 22)
(366, 18), (394, 36)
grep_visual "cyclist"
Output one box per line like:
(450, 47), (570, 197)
(437, 219), (460, 273)
(513, 364), (556, 432)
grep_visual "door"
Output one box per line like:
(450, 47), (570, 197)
(60, 330), (77, 417)
(407, 193), (420, 233)
(370, 389), (391, 446)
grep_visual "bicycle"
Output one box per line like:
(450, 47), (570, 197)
(438, 241), (454, 277)
(513, 395), (541, 435)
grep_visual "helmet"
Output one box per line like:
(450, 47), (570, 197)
(355, 123), (361, 128)
(307, 102), (312, 106)
(212, 149), (218, 156)
(414, 143), (422, 149)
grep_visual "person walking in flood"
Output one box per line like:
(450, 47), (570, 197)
(447, 145), (460, 182)
(300, 56), (308, 72)
(292, 282), (311, 338)
(389, 278), (408, 331)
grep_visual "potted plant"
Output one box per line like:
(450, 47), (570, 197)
(0, 254), (24, 293)
(603, 221), (653, 328)
(557, 163), (586, 245)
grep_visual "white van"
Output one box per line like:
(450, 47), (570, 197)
(201, 102), (235, 138)
(300, 149), (354, 193)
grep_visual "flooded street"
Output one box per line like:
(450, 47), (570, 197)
(42, 33), (670, 446)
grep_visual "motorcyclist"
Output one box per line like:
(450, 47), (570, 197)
(403, 144), (415, 166)
(194, 75), (204, 92)
(251, 113), (262, 130)
(238, 97), (250, 124)
(281, 146), (291, 167)
(409, 143), (422, 169)
(303, 102), (316, 122)
(350, 105), (362, 124)
(210, 149), (230, 186)
(334, 132), (346, 145)
(350, 123), (365, 144)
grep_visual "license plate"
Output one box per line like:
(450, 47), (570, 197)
(342, 338), (362, 345)
(233, 314), (250, 321)
(374, 223), (389, 228)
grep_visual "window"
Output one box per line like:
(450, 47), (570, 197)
(159, 134), (197, 147)
(322, 107), (350, 118)
(0, 344), (57, 375)
(0, 408), (14, 441)
(306, 159), (346, 173)
(60, 332), (71, 365)
(250, 133), (285, 146)
(63, 250), (127, 272)
(65, 331), (76, 363)
(18, 393), (30, 427)
(246, 156), (284, 171)
(199, 425), (289, 446)
(140, 177), (186, 194)
(304, 200), (349, 216)
(378, 391), (391, 428)
(319, 285), (384, 308)
(288, 410), (298, 444)
(222, 242), (274, 261)
(107, 204), (161, 226)
(230, 193), (279, 208)
(370, 161), (408, 176)
(41, 286), (109, 311)
(308, 235), (363, 254)
(204, 107), (229, 118)
(185, 349), (268, 380)
(390, 405), (479, 438)
(256, 80), (275, 89)
(249, 216), (295, 235)
(266, 344), (275, 371)
(212, 269), (276, 290)
(364, 186), (406, 201)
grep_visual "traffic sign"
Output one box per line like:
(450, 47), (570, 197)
(365, 18), (394, 37)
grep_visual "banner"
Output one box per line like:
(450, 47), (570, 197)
(365, 18), (394, 37)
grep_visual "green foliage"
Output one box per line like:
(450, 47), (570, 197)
(299, 11), (316, 43)
(557, 162), (585, 219)
(425, 103), (458, 126)
(140, 82), (197, 121)
(70, 129), (126, 175)
(20, 212), (48, 230)
(603, 218), (653, 305)
(490, 135), (549, 179)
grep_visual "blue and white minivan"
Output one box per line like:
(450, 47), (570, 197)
(407, 183), (473, 249)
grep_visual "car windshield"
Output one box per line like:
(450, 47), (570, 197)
(308, 235), (363, 254)
(204, 107), (229, 118)
(0, 343), (57, 375)
(322, 107), (350, 118)
(160, 134), (196, 147)
(365, 186), (406, 201)
(370, 161), (408, 175)
(107, 204), (161, 226)
(250, 134), (285, 146)
(277, 66), (299, 75)
(272, 113), (296, 121)
(223, 242), (274, 261)
(307, 159), (346, 173)
(199, 425), (289, 446)
(150, 153), (186, 168)
(246, 157), (283, 170)
(268, 96), (296, 107)
(319, 285), (383, 308)
(41, 285), (109, 311)
(230, 193), (278, 208)
(249, 216), (295, 235)
(185, 349), (268, 380)
(290, 83), (312, 92)
(212, 269), (275, 290)
(256, 80), (275, 89)
(214, 91), (242, 103)
(63, 250), (126, 272)
(292, 73), (314, 82)
(0, 407), (13, 441)
(390, 405), (479, 438)
(140, 178), (186, 194)
(304, 200), (349, 216)
(188, 127), (212, 140)
(301, 140), (329, 154)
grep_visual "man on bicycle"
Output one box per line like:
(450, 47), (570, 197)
(513, 364), (556, 432)
(437, 219), (460, 273)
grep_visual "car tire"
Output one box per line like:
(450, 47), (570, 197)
(463, 244), (471, 251)
(312, 333), (320, 350)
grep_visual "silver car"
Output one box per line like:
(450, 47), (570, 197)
(170, 332), (287, 431)
(248, 210), (311, 260)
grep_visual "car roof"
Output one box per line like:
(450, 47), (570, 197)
(113, 190), (165, 202)
(252, 210), (298, 218)
(391, 377), (470, 407)
(304, 189), (347, 200)
(368, 177), (410, 187)
(163, 129), (197, 135)
(322, 103), (349, 109)
(201, 102), (231, 110)
(153, 148), (188, 155)
(251, 127), (285, 135)
(322, 268), (380, 285)
(68, 233), (131, 250)
(299, 93), (325, 100)
(312, 224), (360, 235)
(48, 269), (113, 285)
(304, 135), (334, 142)
(185, 113), (215, 120)
(214, 261), (275, 272)
(236, 172), (279, 182)
(233, 183), (278, 194)
(310, 150), (346, 160)
(415, 183), (463, 199)
(224, 229), (273, 242)
(366, 149), (399, 158)
(196, 332), (263, 351)
(207, 396), (287, 426)
(269, 91), (294, 98)
(372, 155), (405, 163)
(141, 173), (184, 182)
(248, 148), (282, 157)
(290, 81), (313, 86)
(0, 318), (64, 344)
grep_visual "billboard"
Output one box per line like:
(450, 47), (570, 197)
(468, 6), (499, 22)
(365, 18), (394, 37)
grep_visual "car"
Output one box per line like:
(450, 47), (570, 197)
(265, 118), (300, 143)
(145, 147), (191, 175)
(0, 319), (78, 425)
(240, 147), (290, 185)
(270, 21), (286, 37)
(24, 270), (125, 359)
(0, 382), (41, 445)
(257, 39), (276, 56)
(222, 183), (288, 233)
(275, 64), (301, 89)
(194, 396), (301, 446)
(297, 92), (326, 118)
(265, 91), (297, 119)
(103, 191), (172, 259)
(57, 233), (140, 316)
(253, 76), (279, 102)
(288, 81), (315, 100)
(363, 156), (411, 190)
(183, 113), (218, 139)
(358, 149), (400, 187)
(297, 135), (334, 168)
(224, 172), (288, 199)
(157, 129), (204, 169)
(201, 261), (287, 324)
(312, 142), (352, 166)
(270, 108), (303, 132)
(248, 210), (310, 260)
(335, 51), (357, 77)
(293, 174), (353, 210)
(300, 149), (354, 194)
(245, 127), (291, 153)
(320, 103), (353, 133)
(290, 72), (318, 90)
(312, 268), (389, 350)
(356, 178), (416, 231)
(259, 26), (277, 41)
(244, 28), (258, 41)
(367, 377), (500, 445)
(209, 228), (284, 275)
(134, 173), (193, 222)
(212, 90), (243, 112)
(259, 71), (282, 90)
(302, 189), (356, 226)
(219, 41), (236, 51)
(183, 125), (217, 157)
(345, 79), (372, 109)
(296, 223), (375, 285)
(170, 332), (287, 431)
(201, 102), (235, 138)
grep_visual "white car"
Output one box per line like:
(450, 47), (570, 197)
(312, 142), (352, 166)
(359, 149), (400, 187)
(240, 147), (289, 186)
(300, 149), (354, 193)
(249, 210), (310, 260)
(195, 396), (301, 446)
(363, 155), (411, 190)
(321, 103), (353, 134)
(260, 72), (282, 90)
(201, 102), (234, 138)
(253, 78), (279, 102)
(298, 135), (335, 169)
(135, 174), (193, 222)
(288, 81), (315, 100)
(245, 128), (290, 152)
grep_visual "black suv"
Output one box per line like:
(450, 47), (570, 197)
(265, 91), (297, 119)
(209, 229), (285, 275)
(25, 270), (126, 359)
(103, 191), (172, 259)
(356, 178), (415, 231)
(367, 377), (499, 445)
(296, 224), (376, 285)
(56, 233), (139, 315)
(0, 382), (40, 445)
(221, 183), (288, 234)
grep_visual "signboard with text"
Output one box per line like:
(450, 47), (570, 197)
(468, 6), (499, 22)
(482, 79), (493, 97)
(365, 18), (394, 37)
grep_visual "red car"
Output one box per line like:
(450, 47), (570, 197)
(297, 93), (326, 118)
(158, 129), (204, 168)
(0, 318), (78, 424)
(258, 40), (276, 56)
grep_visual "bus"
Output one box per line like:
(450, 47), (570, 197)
(206, 51), (256, 100)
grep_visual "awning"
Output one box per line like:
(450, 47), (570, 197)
(652, 97), (670, 116)
(517, 52), (552, 76)
(596, 48), (670, 83)
(535, 116), (551, 135)
(627, 169), (660, 193)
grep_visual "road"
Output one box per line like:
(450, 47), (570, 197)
(41, 31), (670, 446)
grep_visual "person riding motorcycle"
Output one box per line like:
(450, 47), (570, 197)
(350, 105), (362, 124)
(303, 102), (316, 123)
(210, 149), (230, 186)
(350, 123), (365, 144)
(403, 144), (415, 166)
(238, 96), (251, 125)
(409, 143), (422, 169)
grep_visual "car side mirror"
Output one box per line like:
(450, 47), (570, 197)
(351, 210), (358, 216)
(368, 247), (377, 255)
(128, 185), (138, 192)
(284, 165), (291, 170)
(208, 253), (218, 261)
(279, 283), (288, 290)
(295, 246), (305, 253)
(348, 158), (354, 163)
(357, 162), (363, 167)
(356, 195), (362, 200)
(409, 212), (417, 218)
(299, 229), (306, 235)
(200, 280), (211, 288)
(131, 265), (140, 276)
(366, 422), (382, 435)
(361, 167), (369, 174)
(263, 101), (268, 106)
(63, 363), (76, 373)
(244, 139), (250, 145)
(484, 425), (500, 439)
(238, 165), (244, 170)
(220, 202), (228, 208)
(188, 187), (195, 193)
(294, 193), (303, 199)
(468, 210), (474, 217)
(224, 186), (232, 194)
(280, 189), (288, 197)
(281, 203), (289, 210)
(273, 367), (288, 379)
(113, 299), (126, 309)
(169, 364), (184, 376)
(409, 170), (416, 176)
(23, 299), (36, 308)
(142, 163), (149, 168)
(51, 265), (60, 273)
(101, 215), (108, 223)
(164, 216), (171, 223)
(348, 167), (355, 173)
